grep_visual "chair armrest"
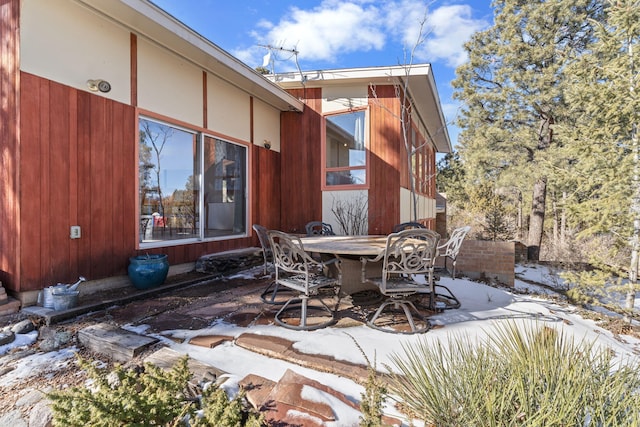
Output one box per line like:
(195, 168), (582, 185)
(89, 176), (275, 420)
(321, 257), (341, 269)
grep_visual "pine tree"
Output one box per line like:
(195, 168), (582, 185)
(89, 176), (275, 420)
(560, 0), (640, 311)
(436, 152), (466, 203)
(452, 0), (603, 259)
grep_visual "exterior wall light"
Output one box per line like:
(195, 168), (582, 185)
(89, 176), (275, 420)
(87, 79), (111, 93)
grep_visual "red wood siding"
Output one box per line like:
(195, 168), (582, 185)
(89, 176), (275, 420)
(368, 85), (401, 234)
(0, 0), (20, 290)
(280, 88), (323, 234)
(251, 144), (281, 231)
(18, 73), (137, 291)
(13, 73), (254, 293)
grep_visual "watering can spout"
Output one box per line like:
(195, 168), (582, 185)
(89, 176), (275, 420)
(68, 276), (86, 291)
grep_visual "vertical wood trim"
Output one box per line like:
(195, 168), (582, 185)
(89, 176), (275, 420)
(0, 0), (20, 290)
(130, 33), (137, 106)
(19, 73), (41, 289)
(248, 96), (254, 229)
(39, 78), (52, 281)
(249, 96), (254, 144)
(202, 71), (207, 128)
(69, 86), (79, 275)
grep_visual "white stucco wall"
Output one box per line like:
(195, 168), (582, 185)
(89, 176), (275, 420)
(253, 97), (281, 151)
(20, 0), (131, 104)
(322, 190), (369, 235)
(321, 85), (368, 113)
(206, 73), (250, 141)
(137, 39), (203, 127)
(400, 188), (435, 223)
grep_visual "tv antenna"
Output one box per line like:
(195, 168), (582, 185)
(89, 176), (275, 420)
(257, 44), (305, 84)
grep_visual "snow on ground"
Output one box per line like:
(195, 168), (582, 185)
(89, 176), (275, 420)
(149, 264), (639, 425)
(2, 263), (639, 425)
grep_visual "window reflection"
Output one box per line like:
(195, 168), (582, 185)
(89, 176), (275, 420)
(325, 110), (367, 187)
(203, 136), (246, 238)
(138, 118), (247, 245)
(139, 119), (199, 243)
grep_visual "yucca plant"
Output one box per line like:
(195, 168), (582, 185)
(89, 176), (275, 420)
(387, 321), (640, 427)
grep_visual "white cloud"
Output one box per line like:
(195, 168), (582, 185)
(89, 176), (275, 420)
(419, 5), (489, 67)
(235, 1), (488, 70)
(257, 0), (386, 63)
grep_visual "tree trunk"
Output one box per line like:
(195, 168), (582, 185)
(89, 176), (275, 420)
(527, 177), (547, 261)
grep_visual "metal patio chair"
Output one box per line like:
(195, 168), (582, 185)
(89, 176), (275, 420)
(253, 224), (272, 276)
(305, 221), (335, 236)
(253, 224), (294, 305)
(430, 225), (471, 310)
(267, 230), (342, 330)
(392, 222), (426, 233)
(437, 225), (471, 279)
(361, 228), (440, 334)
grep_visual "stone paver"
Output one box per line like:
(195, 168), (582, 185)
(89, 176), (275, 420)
(188, 334), (233, 348)
(235, 332), (370, 383)
(144, 347), (223, 385)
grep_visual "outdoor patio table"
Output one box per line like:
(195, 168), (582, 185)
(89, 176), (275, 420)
(299, 235), (388, 295)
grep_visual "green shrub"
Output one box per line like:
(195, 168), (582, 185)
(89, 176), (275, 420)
(48, 354), (266, 427)
(193, 385), (265, 427)
(387, 322), (640, 427)
(49, 355), (194, 426)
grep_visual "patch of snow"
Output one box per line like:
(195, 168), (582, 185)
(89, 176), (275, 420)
(0, 330), (38, 356)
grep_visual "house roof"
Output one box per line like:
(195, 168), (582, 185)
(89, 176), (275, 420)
(269, 64), (452, 153)
(76, 0), (304, 112)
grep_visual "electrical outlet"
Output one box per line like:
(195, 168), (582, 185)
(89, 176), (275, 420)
(70, 226), (81, 239)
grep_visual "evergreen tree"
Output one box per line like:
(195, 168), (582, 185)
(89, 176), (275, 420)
(436, 152), (466, 203)
(452, 0), (603, 260)
(560, 0), (639, 310)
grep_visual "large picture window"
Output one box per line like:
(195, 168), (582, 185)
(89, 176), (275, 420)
(138, 117), (247, 246)
(324, 110), (367, 187)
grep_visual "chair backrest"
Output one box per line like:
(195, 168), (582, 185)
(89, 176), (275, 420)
(268, 230), (317, 291)
(252, 224), (272, 275)
(252, 224), (271, 253)
(380, 229), (440, 291)
(305, 221), (335, 236)
(392, 222), (426, 233)
(438, 226), (471, 259)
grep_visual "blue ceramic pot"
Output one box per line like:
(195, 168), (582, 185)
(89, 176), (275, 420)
(128, 254), (169, 290)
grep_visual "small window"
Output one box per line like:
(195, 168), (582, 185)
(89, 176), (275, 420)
(324, 110), (367, 187)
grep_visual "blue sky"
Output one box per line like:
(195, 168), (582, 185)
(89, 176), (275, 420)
(150, 0), (494, 149)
